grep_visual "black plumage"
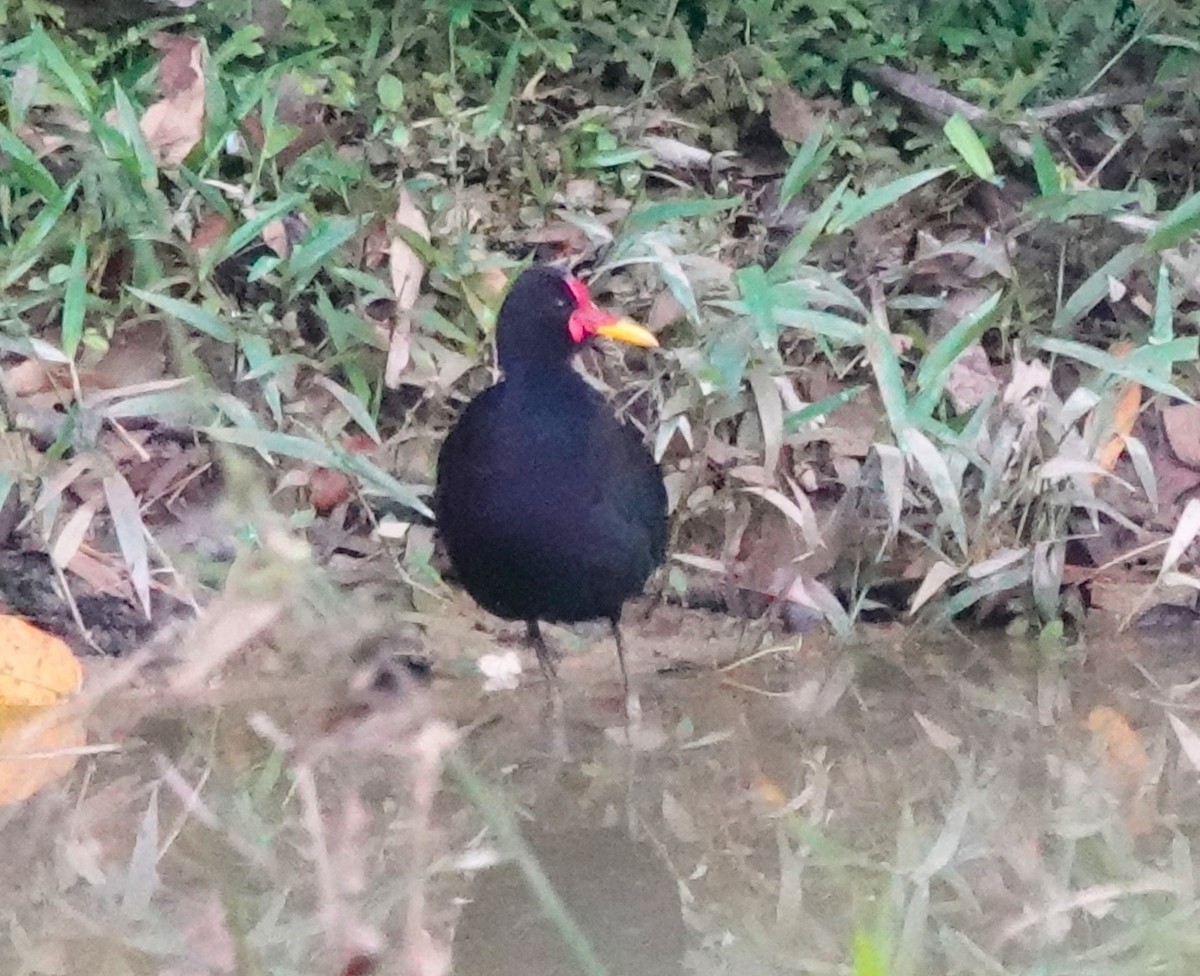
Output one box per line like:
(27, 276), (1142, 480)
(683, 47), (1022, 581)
(435, 266), (667, 680)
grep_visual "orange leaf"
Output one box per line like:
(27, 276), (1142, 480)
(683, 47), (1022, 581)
(751, 772), (788, 809)
(1085, 706), (1148, 778)
(0, 616), (84, 707)
(0, 705), (86, 806)
(1095, 342), (1142, 476)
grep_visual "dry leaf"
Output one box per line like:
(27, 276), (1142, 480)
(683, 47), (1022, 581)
(385, 189), (431, 388)
(908, 559), (960, 614)
(103, 471), (152, 617)
(647, 288), (686, 330)
(1095, 342), (1141, 476)
(0, 704), (86, 806)
(50, 497), (101, 569)
(262, 218), (292, 259)
(1004, 356), (1052, 422)
(641, 135), (715, 170)
(0, 615), (84, 707)
(309, 467), (353, 513)
(751, 772), (788, 809)
(140, 35), (206, 168)
(914, 711), (961, 752)
(1085, 705), (1156, 835)
(88, 319), (167, 390)
(190, 211), (230, 251)
(4, 357), (61, 398)
(1094, 380), (1141, 474)
(526, 220), (589, 255)
(562, 178), (599, 209)
(946, 343), (999, 413)
(1085, 706), (1148, 778)
(1167, 712), (1200, 773)
(1162, 404), (1200, 470)
(68, 548), (134, 599)
(767, 83), (821, 143)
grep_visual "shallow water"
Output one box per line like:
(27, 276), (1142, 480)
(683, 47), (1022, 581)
(2, 609), (1199, 975)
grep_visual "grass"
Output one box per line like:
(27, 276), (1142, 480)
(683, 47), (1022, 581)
(2, 2), (1200, 973)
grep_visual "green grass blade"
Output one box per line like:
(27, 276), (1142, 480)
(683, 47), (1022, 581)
(829, 167), (952, 235)
(1051, 242), (1141, 332)
(127, 287), (237, 343)
(60, 239), (89, 359)
(1146, 187), (1200, 252)
(779, 120), (833, 206)
(944, 114), (996, 184)
(1, 178), (79, 290)
(625, 196), (741, 231)
(0, 122), (60, 200)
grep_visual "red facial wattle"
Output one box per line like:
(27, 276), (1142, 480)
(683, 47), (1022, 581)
(565, 276), (608, 343)
(563, 274), (660, 349)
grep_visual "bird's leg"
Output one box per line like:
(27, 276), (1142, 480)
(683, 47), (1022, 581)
(527, 621), (569, 757)
(610, 616), (639, 721)
(610, 617), (629, 694)
(526, 619), (561, 678)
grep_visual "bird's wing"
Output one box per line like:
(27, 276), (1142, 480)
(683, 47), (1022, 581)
(596, 415), (668, 563)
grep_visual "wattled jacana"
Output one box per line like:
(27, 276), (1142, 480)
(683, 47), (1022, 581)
(436, 266), (666, 685)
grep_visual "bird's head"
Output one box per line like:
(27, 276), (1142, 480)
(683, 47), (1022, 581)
(495, 266), (658, 373)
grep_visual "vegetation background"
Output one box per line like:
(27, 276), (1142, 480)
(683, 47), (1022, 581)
(2, 0), (1200, 973)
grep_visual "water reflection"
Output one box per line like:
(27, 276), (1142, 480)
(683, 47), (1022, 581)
(453, 825), (684, 976)
(2, 622), (1199, 975)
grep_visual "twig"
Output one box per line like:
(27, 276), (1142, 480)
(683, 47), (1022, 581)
(859, 64), (1198, 159)
(50, 559), (104, 653)
(857, 64), (1032, 159)
(1029, 77), (1195, 121)
(859, 64), (988, 123)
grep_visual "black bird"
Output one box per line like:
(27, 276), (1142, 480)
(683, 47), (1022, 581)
(436, 266), (667, 684)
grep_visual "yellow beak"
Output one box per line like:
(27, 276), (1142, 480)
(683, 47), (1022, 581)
(594, 318), (659, 348)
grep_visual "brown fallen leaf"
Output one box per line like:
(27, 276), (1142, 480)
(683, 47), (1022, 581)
(385, 188), (431, 388)
(767, 82), (822, 143)
(190, 211), (231, 251)
(750, 771), (788, 810)
(526, 219), (589, 261)
(1085, 704), (1155, 835)
(68, 546), (135, 601)
(1086, 706), (1148, 775)
(139, 34), (206, 168)
(946, 343), (999, 413)
(4, 357), (65, 398)
(262, 218), (292, 259)
(1162, 403), (1200, 470)
(309, 435), (378, 513)
(647, 288), (686, 331)
(309, 467), (353, 513)
(87, 319), (167, 390)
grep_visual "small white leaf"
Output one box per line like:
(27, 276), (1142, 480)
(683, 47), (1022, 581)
(386, 189), (431, 388)
(908, 560), (960, 614)
(914, 711), (961, 752)
(103, 471), (151, 617)
(50, 498), (100, 569)
(1168, 712), (1200, 773)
